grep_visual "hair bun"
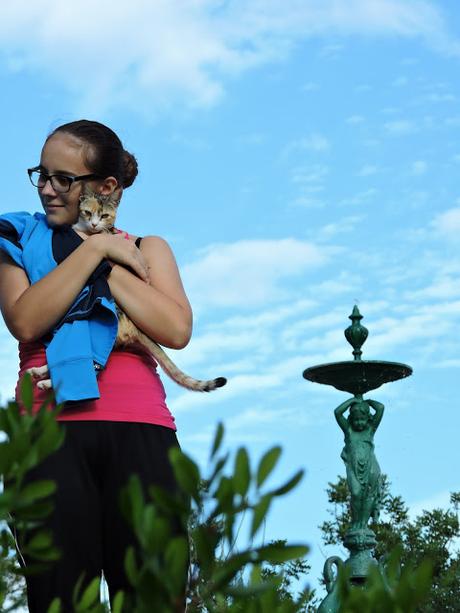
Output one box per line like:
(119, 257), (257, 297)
(122, 150), (138, 188)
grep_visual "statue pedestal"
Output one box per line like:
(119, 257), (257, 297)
(344, 528), (378, 581)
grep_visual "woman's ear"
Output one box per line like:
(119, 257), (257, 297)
(99, 176), (118, 195)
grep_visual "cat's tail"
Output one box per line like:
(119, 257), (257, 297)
(150, 343), (227, 392)
(151, 345), (227, 392)
(116, 318), (227, 392)
(173, 373), (227, 393)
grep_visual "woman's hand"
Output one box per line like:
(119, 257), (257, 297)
(106, 236), (193, 349)
(89, 233), (150, 283)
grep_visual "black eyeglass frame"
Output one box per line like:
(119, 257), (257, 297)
(27, 167), (102, 193)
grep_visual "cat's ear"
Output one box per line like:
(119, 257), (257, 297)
(80, 184), (98, 202)
(98, 176), (118, 196)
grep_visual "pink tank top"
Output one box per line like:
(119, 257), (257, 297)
(16, 342), (176, 430)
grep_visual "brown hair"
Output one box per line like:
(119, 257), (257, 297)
(49, 120), (138, 188)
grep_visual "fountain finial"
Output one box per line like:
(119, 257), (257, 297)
(344, 305), (368, 361)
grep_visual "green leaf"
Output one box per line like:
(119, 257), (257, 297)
(210, 422), (224, 460)
(165, 536), (189, 594)
(124, 546), (139, 585)
(192, 524), (219, 576)
(233, 447), (250, 497)
(46, 598), (62, 613)
(224, 581), (273, 599)
(112, 591), (125, 613)
(169, 448), (200, 501)
(255, 543), (309, 564)
(19, 373), (33, 412)
(120, 475), (144, 532)
(18, 479), (56, 505)
(207, 452), (230, 487)
(212, 551), (253, 589)
(412, 559), (433, 602)
(256, 447), (281, 488)
(270, 469), (304, 497)
(250, 494), (272, 538)
(76, 576), (101, 609)
(36, 422), (65, 461)
(214, 476), (234, 513)
(26, 530), (54, 552)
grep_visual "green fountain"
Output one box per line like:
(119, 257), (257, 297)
(303, 306), (412, 612)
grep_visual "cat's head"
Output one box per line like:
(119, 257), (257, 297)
(74, 188), (119, 234)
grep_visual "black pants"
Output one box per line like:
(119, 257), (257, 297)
(15, 421), (182, 613)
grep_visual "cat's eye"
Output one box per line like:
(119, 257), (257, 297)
(101, 214), (110, 219)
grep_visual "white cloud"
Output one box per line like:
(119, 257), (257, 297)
(445, 117), (460, 127)
(236, 132), (266, 145)
(339, 188), (378, 206)
(169, 133), (210, 151)
(302, 81), (320, 92)
(319, 43), (345, 58)
(318, 216), (365, 239)
(411, 160), (428, 175)
(365, 301), (460, 357)
(355, 84), (372, 93)
(392, 76), (408, 86)
(0, 0), (458, 113)
(346, 114), (365, 124)
(291, 164), (329, 184)
(432, 207), (460, 239)
(357, 164), (378, 177)
(406, 278), (460, 301)
(408, 490), (452, 519)
(182, 238), (332, 310)
(384, 120), (417, 135)
(401, 56), (418, 65)
(173, 372), (284, 413)
(283, 134), (331, 157)
(425, 92), (456, 103)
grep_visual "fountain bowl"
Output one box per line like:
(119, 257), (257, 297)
(303, 360), (412, 395)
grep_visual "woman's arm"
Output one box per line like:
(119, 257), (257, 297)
(107, 236), (193, 349)
(0, 234), (150, 342)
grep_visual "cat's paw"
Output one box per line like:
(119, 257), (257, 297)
(37, 379), (52, 391)
(26, 365), (49, 379)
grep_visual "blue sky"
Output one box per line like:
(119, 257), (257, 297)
(1, 0), (460, 595)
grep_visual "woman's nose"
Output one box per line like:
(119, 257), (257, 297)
(40, 179), (58, 196)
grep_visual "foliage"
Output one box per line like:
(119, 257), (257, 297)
(0, 374), (64, 611)
(0, 378), (451, 612)
(337, 548), (433, 613)
(0, 377), (114, 613)
(119, 422), (310, 612)
(257, 540), (315, 611)
(320, 475), (460, 612)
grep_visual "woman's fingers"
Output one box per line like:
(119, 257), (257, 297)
(103, 235), (150, 281)
(130, 251), (150, 282)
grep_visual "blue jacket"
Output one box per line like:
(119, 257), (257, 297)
(0, 211), (118, 404)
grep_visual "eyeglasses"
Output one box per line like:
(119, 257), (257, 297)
(27, 167), (101, 194)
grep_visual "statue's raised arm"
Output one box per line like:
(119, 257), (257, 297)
(367, 399), (384, 432)
(334, 397), (356, 433)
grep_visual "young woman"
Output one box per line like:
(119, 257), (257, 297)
(0, 120), (192, 611)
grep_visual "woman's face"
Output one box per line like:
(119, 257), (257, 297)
(38, 133), (96, 227)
